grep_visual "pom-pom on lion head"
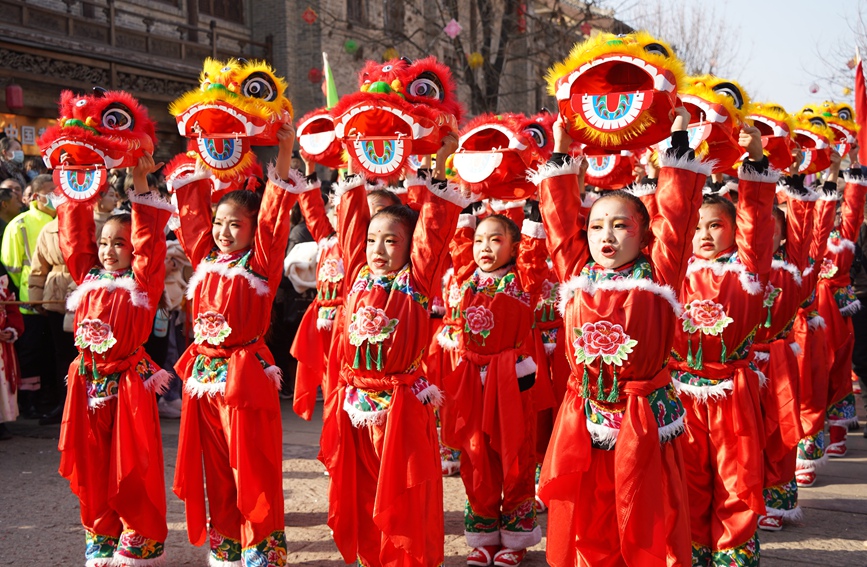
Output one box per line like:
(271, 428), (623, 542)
(170, 58), (292, 178)
(547, 31), (686, 151)
(745, 102), (797, 171)
(452, 111), (554, 200)
(297, 107), (345, 170)
(331, 56), (463, 181)
(656, 75), (750, 173)
(803, 101), (859, 157)
(791, 111), (835, 174)
(38, 88), (156, 201)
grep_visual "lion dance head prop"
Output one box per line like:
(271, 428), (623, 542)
(297, 107), (345, 170)
(803, 101), (859, 157)
(331, 56), (463, 181)
(583, 150), (638, 190)
(170, 58), (293, 179)
(791, 110), (835, 175)
(453, 111), (554, 200)
(38, 88), (156, 201)
(547, 31), (686, 152)
(745, 102), (797, 171)
(164, 142), (263, 203)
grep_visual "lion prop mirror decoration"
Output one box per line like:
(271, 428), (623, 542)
(547, 31), (686, 152)
(38, 88), (157, 201)
(452, 111), (554, 200)
(744, 102), (797, 171)
(331, 56), (463, 181)
(169, 58), (293, 179)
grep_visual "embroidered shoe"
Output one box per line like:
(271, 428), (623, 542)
(535, 494), (547, 513)
(493, 548), (527, 567)
(757, 515), (783, 531)
(795, 471), (816, 487)
(826, 443), (848, 458)
(467, 545), (500, 566)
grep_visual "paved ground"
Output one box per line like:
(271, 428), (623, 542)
(1, 400), (865, 566)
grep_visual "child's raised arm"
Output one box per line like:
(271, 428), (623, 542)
(296, 155), (336, 243)
(777, 171), (816, 273)
(734, 125), (778, 278)
(57, 197), (99, 286)
(336, 163), (372, 282)
(839, 145), (867, 242)
(174, 170), (218, 269)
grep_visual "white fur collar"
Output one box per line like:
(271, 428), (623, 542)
(186, 259), (270, 299)
(558, 273), (682, 317)
(686, 257), (764, 295)
(67, 273), (150, 311)
(771, 259), (803, 286)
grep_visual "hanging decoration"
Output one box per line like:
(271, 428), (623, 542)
(344, 39), (359, 55)
(517, 4), (527, 34)
(467, 52), (484, 69)
(308, 68), (323, 83)
(302, 6), (318, 24)
(580, 22), (593, 36)
(383, 47), (399, 61)
(809, 83), (820, 94)
(444, 19), (463, 39)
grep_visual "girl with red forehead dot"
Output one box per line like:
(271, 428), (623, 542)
(444, 194), (548, 566)
(815, 145), (865, 460)
(57, 153), (173, 567)
(319, 134), (471, 567)
(171, 124), (315, 567)
(669, 124), (776, 566)
(535, 109), (704, 567)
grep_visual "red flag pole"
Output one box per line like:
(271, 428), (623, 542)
(855, 47), (867, 165)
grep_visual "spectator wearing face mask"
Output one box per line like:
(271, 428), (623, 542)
(0, 138), (27, 189)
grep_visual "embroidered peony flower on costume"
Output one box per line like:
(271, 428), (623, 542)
(448, 283), (462, 308)
(762, 283), (781, 309)
(682, 299), (733, 336)
(318, 258), (344, 283)
(193, 311), (232, 345)
(818, 258), (838, 280)
(464, 305), (495, 343)
(573, 321), (637, 367)
(75, 319), (117, 353)
(348, 306), (398, 347)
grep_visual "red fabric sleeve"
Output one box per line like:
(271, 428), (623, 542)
(779, 190), (815, 272)
(536, 162), (590, 282)
(6, 298), (24, 335)
(517, 220), (549, 296)
(250, 170), (307, 293)
(297, 181), (335, 243)
(810, 196), (838, 263)
(174, 177), (218, 269)
(409, 179), (462, 299)
(57, 199), (99, 285)
(734, 167), (777, 277)
(450, 215), (477, 285)
(337, 177), (371, 282)
(840, 176), (867, 242)
(128, 195), (172, 307)
(649, 159), (706, 288)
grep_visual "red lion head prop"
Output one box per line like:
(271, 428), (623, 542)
(791, 112), (835, 175)
(164, 143), (263, 204)
(297, 107), (345, 170)
(547, 31), (686, 152)
(453, 111), (554, 200)
(39, 88), (156, 201)
(745, 102), (797, 171)
(583, 150), (638, 190)
(332, 56), (463, 181)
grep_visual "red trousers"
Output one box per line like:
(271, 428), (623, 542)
(193, 392), (285, 548)
(681, 394), (760, 552)
(793, 316), (829, 437)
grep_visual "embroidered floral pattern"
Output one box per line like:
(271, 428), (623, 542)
(585, 384), (684, 448)
(818, 257), (838, 280)
(536, 279), (560, 323)
(318, 258), (344, 283)
(447, 282), (462, 308)
(464, 268), (531, 305)
(194, 311), (232, 345)
(827, 393), (856, 423)
(711, 533), (759, 567)
(209, 527), (242, 563)
(501, 498), (537, 533)
(798, 430), (824, 461)
(762, 283), (781, 309)
(85, 531), (118, 564)
(691, 541), (712, 567)
(464, 305), (495, 342)
(192, 355), (229, 385)
(763, 478), (798, 514)
(242, 530), (287, 567)
(580, 256), (653, 283)
(74, 319), (117, 353)
(573, 321), (637, 367)
(833, 285), (859, 312)
(86, 371), (120, 401)
(348, 265), (429, 308)
(115, 529), (164, 562)
(465, 500), (499, 534)
(349, 306), (398, 347)
(682, 300), (733, 336)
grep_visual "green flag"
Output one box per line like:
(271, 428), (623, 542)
(323, 52), (339, 109)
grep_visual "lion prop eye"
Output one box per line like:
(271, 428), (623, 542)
(241, 72), (277, 101)
(523, 124), (548, 148)
(643, 43), (670, 57)
(809, 116), (827, 128)
(712, 82), (745, 109)
(838, 107), (853, 121)
(408, 72), (444, 101)
(101, 104), (134, 130)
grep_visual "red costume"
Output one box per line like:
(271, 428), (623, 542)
(172, 166), (311, 566)
(319, 173), (467, 567)
(57, 191), (172, 567)
(444, 210), (548, 552)
(670, 161), (776, 566)
(537, 149), (705, 567)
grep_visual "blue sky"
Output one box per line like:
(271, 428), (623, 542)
(620, 0), (865, 113)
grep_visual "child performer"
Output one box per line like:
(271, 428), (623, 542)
(319, 136), (471, 567)
(445, 196), (548, 565)
(670, 125), (776, 566)
(536, 110), (704, 566)
(57, 153), (173, 566)
(817, 145), (865, 458)
(752, 168), (816, 530)
(172, 124), (313, 566)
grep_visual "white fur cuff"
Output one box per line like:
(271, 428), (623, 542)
(457, 214), (477, 230)
(428, 180), (477, 209)
(490, 198), (526, 212)
(521, 220), (546, 240)
(128, 190), (177, 213)
(658, 152), (714, 176)
(267, 163), (309, 194)
(738, 165), (781, 185)
(843, 171), (867, 187)
(527, 157), (585, 186)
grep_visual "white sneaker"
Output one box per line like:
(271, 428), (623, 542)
(158, 398), (181, 419)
